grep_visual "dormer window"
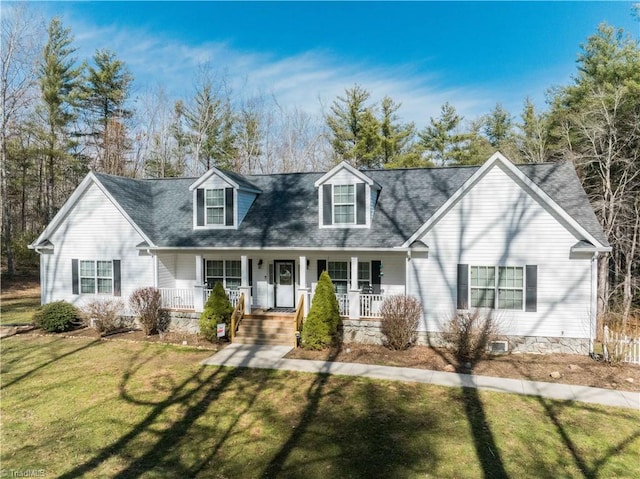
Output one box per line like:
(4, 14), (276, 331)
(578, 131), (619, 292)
(205, 189), (225, 225)
(315, 161), (381, 229)
(334, 185), (355, 224)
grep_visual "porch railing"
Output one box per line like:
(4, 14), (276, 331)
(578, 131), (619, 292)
(159, 288), (194, 310)
(360, 294), (385, 318)
(203, 288), (241, 308)
(336, 294), (349, 317)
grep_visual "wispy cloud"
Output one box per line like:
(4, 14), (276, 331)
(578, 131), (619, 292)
(56, 8), (521, 129)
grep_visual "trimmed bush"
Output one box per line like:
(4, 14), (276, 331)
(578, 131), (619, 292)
(33, 301), (81, 332)
(81, 298), (124, 334)
(199, 282), (234, 342)
(129, 287), (166, 335)
(443, 310), (499, 365)
(380, 295), (421, 350)
(302, 271), (340, 350)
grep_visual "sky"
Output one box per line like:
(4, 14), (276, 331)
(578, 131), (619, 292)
(25, 1), (640, 128)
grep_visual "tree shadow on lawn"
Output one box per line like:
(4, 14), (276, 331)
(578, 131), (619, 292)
(54, 344), (442, 478)
(1, 337), (101, 389)
(507, 361), (640, 479)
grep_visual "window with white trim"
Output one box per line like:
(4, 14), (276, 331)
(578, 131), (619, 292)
(80, 260), (113, 294)
(327, 261), (372, 294)
(328, 261), (349, 294)
(333, 185), (355, 224)
(205, 260), (241, 290)
(470, 266), (523, 310)
(205, 189), (224, 225)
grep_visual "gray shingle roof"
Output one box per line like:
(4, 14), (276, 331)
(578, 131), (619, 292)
(94, 161), (608, 249)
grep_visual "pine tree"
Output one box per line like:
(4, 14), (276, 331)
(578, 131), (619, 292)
(38, 17), (82, 222)
(326, 84), (382, 168)
(81, 49), (133, 174)
(379, 96), (416, 166)
(417, 102), (467, 166)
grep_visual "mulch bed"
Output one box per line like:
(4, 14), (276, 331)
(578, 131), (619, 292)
(286, 343), (640, 392)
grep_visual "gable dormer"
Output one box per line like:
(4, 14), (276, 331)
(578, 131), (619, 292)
(314, 161), (381, 228)
(189, 168), (261, 230)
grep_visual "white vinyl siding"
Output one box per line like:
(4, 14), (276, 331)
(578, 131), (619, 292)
(407, 161), (594, 339)
(41, 182), (153, 307)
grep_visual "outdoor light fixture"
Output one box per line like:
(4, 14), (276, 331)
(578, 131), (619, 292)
(258, 259), (263, 269)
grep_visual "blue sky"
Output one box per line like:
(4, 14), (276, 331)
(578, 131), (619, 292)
(29, 1), (640, 128)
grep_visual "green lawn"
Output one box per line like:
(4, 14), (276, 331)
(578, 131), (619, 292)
(1, 336), (639, 479)
(0, 294), (39, 325)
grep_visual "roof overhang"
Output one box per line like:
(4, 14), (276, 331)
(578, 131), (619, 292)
(189, 167), (261, 193)
(570, 241), (612, 254)
(314, 161), (381, 190)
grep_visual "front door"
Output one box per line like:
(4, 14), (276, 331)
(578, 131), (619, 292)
(274, 260), (295, 308)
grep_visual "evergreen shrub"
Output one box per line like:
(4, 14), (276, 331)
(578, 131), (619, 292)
(199, 282), (234, 342)
(302, 271), (340, 350)
(33, 301), (81, 332)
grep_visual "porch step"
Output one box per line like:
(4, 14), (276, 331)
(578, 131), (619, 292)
(233, 315), (296, 347)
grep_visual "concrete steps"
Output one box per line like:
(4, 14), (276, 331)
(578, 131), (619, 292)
(233, 314), (296, 346)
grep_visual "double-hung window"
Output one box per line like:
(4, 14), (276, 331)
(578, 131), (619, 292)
(328, 261), (349, 294)
(333, 185), (355, 224)
(470, 266), (524, 310)
(80, 260), (113, 294)
(205, 260), (241, 290)
(205, 189), (224, 225)
(327, 261), (372, 293)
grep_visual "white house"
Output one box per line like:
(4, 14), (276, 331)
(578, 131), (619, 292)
(30, 153), (610, 353)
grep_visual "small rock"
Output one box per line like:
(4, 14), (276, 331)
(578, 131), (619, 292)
(550, 371), (562, 379)
(443, 364), (456, 373)
(625, 378), (634, 384)
(345, 347), (351, 353)
(568, 364), (582, 371)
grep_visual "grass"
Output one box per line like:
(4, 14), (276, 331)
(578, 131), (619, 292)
(1, 336), (639, 478)
(0, 292), (39, 325)
(0, 278), (40, 325)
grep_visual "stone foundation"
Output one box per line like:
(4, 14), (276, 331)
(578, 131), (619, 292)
(340, 319), (590, 355)
(167, 311), (200, 334)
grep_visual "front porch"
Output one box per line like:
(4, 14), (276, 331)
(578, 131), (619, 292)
(155, 251), (409, 320)
(159, 286), (388, 319)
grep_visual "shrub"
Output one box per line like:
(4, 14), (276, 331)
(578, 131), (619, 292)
(443, 310), (499, 365)
(302, 271), (340, 350)
(33, 301), (81, 332)
(199, 282), (234, 342)
(81, 298), (124, 334)
(129, 287), (166, 335)
(380, 295), (421, 350)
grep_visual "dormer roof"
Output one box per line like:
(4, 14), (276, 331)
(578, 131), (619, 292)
(189, 167), (262, 193)
(313, 161), (382, 190)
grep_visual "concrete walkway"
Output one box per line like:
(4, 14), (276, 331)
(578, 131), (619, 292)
(202, 344), (640, 410)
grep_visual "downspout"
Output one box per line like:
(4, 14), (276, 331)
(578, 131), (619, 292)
(590, 252), (598, 354)
(405, 250), (411, 296)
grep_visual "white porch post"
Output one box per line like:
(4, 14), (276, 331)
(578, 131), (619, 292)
(240, 255), (251, 314)
(194, 254), (204, 312)
(299, 255), (310, 315)
(348, 256), (360, 319)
